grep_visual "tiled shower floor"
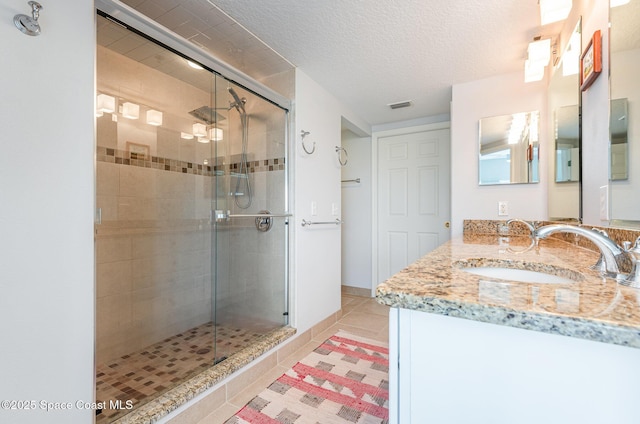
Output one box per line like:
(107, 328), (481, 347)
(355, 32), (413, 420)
(95, 321), (271, 423)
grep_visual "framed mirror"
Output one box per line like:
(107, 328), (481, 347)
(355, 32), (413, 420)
(478, 111), (540, 185)
(609, 0), (640, 225)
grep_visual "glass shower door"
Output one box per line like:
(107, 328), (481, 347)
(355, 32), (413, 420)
(212, 80), (289, 361)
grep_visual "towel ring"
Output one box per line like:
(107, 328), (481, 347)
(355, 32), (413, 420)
(336, 146), (348, 166)
(301, 130), (315, 155)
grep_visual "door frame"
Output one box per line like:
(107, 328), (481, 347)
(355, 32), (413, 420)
(371, 121), (451, 296)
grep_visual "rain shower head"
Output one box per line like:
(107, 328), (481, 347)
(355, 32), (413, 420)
(228, 87), (246, 115)
(188, 106), (226, 125)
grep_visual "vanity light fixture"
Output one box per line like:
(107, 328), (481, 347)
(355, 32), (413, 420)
(524, 59), (545, 82)
(192, 123), (207, 137)
(562, 32), (581, 76)
(146, 109), (163, 126)
(528, 38), (551, 67)
(96, 93), (116, 113)
(529, 112), (539, 143)
(122, 102), (140, 119)
(524, 38), (551, 82)
(539, 0), (572, 25)
(508, 113), (527, 144)
(208, 127), (223, 141)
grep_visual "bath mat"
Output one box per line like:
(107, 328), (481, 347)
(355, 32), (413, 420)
(225, 331), (389, 424)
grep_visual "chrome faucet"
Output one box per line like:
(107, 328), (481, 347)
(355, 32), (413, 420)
(534, 224), (627, 279)
(504, 220), (640, 286)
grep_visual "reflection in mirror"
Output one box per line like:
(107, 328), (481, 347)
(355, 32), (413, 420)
(610, 98), (628, 180)
(548, 19), (581, 220)
(555, 105), (580, 182)
(610, 0), (640, 225)
(478, 111), (539, 185)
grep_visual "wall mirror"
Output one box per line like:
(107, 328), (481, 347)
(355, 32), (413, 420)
(555, 105), (580, 182)
(548, 19), (581, 220)
(610, 98), (628, 180)
(478, 111), (540, 185)
(609, 0), (640, 225)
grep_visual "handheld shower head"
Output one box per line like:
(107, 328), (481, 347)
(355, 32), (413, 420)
(228, 87), (246, 114)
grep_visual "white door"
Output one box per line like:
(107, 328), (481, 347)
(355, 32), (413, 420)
(376, 126), (450, 283)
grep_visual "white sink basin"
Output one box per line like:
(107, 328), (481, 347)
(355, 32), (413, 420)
(461, 266), (576, 284)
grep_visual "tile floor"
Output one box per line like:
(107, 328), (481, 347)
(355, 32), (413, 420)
(194, 294), (390, 424)
(96, 322), (273, 423)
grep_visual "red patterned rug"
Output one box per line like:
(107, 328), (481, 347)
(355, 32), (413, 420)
(225, 331), (389, 423)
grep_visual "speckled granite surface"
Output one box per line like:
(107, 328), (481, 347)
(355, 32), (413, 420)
(376, 233), (640, 349)
(113, 326), (296, 424)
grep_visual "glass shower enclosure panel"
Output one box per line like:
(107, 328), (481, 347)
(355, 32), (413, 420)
(212, 81), (289, 355)
(96, 13), (289, 422)
(95, 13), (218, 421)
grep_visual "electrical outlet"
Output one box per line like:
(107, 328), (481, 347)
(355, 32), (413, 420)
(331, 203), (339, 216)
(599, 186), (609, 221)
(498, 201), (509, 216)
(311, 201), (317, 216)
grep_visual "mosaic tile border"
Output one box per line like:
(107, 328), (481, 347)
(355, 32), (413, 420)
(97, 146), (285, 176)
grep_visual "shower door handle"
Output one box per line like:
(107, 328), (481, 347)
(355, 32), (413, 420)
(214, 210), (292, 222)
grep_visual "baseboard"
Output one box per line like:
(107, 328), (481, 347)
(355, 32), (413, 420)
(341, 285), (372, 297)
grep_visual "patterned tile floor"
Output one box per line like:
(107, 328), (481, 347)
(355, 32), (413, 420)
(96, 321), (274, 423)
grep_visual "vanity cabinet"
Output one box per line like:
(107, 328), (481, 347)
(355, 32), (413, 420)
(389, 307), (640, 424)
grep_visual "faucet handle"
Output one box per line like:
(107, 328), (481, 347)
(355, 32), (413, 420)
(620, 237), (640, 288)
(590, 228), (610, 273)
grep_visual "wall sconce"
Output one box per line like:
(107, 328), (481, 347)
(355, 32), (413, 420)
(192, 123), (207, 137)
(146, 109), (163, 126)
(208, 127), (223, 141)
(181, 132), (194, 140)
(122, 102), (140, 119)
(196, 137), (210, 144)
(96, 94), (116, 113)
(539, 0), (572, 25)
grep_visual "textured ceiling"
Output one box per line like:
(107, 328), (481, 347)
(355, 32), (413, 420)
(207, 0), (558, 125)
(118, 0), (570, 126)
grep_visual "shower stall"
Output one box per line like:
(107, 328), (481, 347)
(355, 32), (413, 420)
(95, 12), (289, 422)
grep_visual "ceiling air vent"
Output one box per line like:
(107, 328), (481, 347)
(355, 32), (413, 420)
(388, 100), (412, 110)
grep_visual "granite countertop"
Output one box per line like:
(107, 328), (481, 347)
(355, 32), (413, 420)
(376, 233), (640, 348)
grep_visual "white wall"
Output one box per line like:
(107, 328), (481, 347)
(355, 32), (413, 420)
(293, 70), (370, 332)
(340, 130), (372, 290)
(580, 0), (610, 225)
(0, 2), (95, 423)
(451, 71), (548, 236)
